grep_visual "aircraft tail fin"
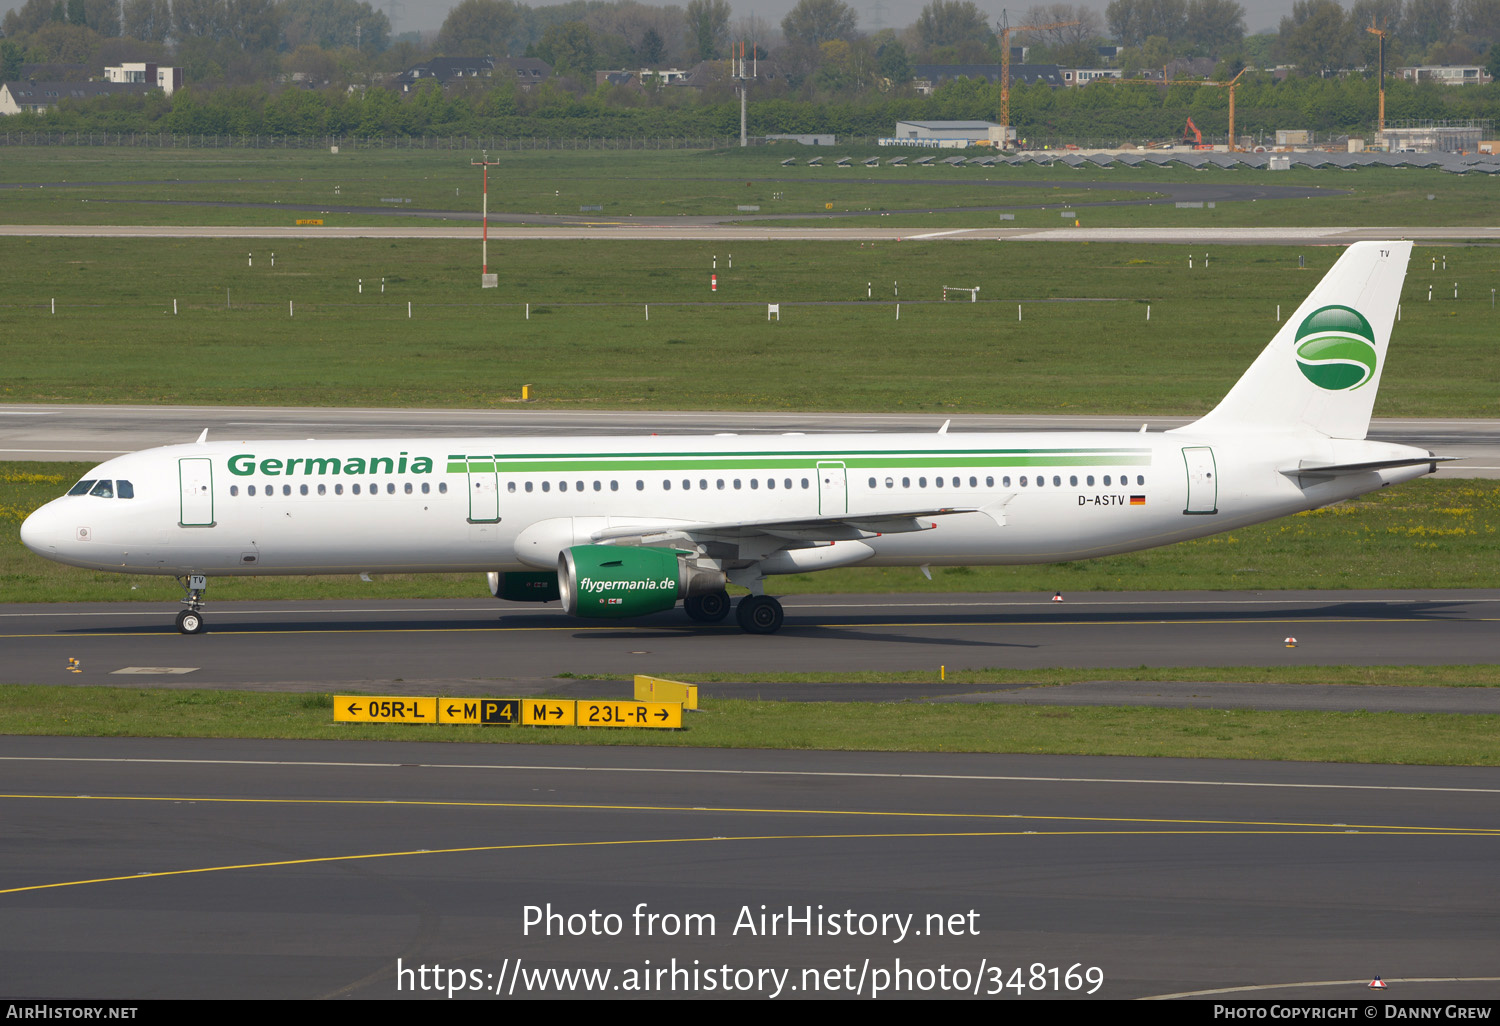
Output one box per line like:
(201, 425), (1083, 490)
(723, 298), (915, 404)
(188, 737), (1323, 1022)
(1181, 241), (1411, 441)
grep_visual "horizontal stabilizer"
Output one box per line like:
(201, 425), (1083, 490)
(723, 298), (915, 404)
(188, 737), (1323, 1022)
(1281, 456), (1453, 480)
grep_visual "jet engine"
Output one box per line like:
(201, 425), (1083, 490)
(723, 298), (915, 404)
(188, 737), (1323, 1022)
(558, 545), (725, 618)
(487, 571), (562, 603)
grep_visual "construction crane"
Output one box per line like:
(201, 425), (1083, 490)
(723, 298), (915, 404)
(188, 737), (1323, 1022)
(996, 11), (1080, 145)
(1367, 20), (1389, 136)
(1101, 67), (1248, 150)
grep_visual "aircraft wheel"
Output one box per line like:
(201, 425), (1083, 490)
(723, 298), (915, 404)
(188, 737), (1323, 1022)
(175, 610), (206, 635)
(685, 590), (731, 623)
(735, 595), (784, 635)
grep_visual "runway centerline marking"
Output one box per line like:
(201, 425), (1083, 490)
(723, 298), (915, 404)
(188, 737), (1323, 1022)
(5, 759), (1500, 795)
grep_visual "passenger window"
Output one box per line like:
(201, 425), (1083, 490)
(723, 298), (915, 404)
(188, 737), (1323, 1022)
(902, 477), (910, 488)
(1070, 476), (1078, 486)
(319, 484), (327, 495)
(1019, 476), (1028, 487)
(1086, 476), (1095, 486)
(117, 480), (134, 499)
(284, 485), (292, 496)
(230, 485), (238, 496)
(560, 481), (568, 492)
(767, 478), (775, 489)
(1037, 477), (1045, 488)
(90, 480), (114, 498)
(636, 480), (644, 491)
(68, 479), (96, 496)
(801, 478), (810, 489)
(335, 484), (344, 495)
(750, 479), (758, 489)
(1138, 475), (1145, 486)
(301, 484), (309, 496)
(1053, 476), (1061, 487)
(404, 483), (412, 494)
(419, 483), (427, 494)
(663, 480), (671, 490)
(542, 481), (550, 492)
(1002, 476), (1010, 487)
(507, 481), (516, 493)
(249, 485), (258, 496)
(525, 481), (533, 492)
(1104, 475), (1112, 486)
(885, 477), (894, 488)
(734, 479), (741, 489)
(700, 480), (708, 490)
(919, 477), (927, 487)
(576, 481), (584, 492)
(717, 479), (725, 490)
(439, 483), (447, 494)
(352, 484), (360, 495)
(610, 481), (618, 491)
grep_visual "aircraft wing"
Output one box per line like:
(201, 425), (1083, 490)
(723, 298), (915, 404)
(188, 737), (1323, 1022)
(590, 506), (980, 546)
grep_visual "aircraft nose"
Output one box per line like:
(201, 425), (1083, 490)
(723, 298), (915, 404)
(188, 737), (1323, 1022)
(19, 501), (61, 556)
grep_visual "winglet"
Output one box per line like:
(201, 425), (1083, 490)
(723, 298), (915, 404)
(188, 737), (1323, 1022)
(195, 428), (209, 444)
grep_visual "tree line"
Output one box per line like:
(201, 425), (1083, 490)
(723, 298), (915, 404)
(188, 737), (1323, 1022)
(2, 0), (1498, 141)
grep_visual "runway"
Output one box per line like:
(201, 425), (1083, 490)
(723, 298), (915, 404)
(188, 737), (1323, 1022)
(5, 223), (1500, 244)
(5, 591), (1499, 693)
(4, 405), (1497, 477)
(3, 735), (1498, 1000)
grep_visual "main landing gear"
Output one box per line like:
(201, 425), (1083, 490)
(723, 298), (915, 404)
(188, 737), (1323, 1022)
(684, 589), (731, 623)
(175, 575), (208, 634)
(735, 594), (784, 635)
(683, 590), (786, 633)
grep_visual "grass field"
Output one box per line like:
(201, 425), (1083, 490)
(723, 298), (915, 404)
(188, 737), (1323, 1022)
(5, 146), (1500, 229)
(1, 682), (1496, 764)
(4, 238), (1498, 416)
(4, 464), (1497, 602)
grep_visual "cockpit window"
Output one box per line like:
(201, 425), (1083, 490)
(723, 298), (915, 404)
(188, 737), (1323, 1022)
(68, 479), (97, 496)
(117, 480), (134, 499)
(89, 480), (115, 498)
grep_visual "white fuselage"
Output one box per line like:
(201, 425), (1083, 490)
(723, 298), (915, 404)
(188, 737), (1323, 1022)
(20, 429), (1434, 579)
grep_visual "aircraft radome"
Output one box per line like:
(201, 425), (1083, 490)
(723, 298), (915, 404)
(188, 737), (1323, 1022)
(21, 241), (1445, 635)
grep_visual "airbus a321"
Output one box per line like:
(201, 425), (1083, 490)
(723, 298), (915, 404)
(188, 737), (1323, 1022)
(21, 241), (1444, 635)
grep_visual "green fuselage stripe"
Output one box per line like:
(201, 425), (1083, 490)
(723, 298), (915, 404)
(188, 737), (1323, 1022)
(448, 448), (1153, 475)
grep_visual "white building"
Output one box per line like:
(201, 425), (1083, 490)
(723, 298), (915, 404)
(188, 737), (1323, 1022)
(1061, 68), (1122, 87)
(103, 63), (182, 95)
(1399, 65), (1492, 86)
(892, 120), (1005, 144)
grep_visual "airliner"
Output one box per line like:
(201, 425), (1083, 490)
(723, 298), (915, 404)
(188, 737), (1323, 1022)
(21, 241), (1444, 635)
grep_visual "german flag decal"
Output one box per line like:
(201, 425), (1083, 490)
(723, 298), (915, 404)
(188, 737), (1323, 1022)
(1130, 495), (1146, 505)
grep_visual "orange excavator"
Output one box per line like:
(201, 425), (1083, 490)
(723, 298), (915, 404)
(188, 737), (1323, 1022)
(1183, 117), (1214, 149)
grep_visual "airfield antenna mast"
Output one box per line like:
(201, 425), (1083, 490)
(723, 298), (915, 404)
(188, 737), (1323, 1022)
(472, 151), (501, 288)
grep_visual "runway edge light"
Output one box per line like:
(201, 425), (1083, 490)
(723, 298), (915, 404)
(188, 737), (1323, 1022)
(1368, 976), (1387, 989)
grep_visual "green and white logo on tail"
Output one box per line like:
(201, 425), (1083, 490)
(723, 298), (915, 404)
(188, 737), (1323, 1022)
(1294, 305), (1378, 391)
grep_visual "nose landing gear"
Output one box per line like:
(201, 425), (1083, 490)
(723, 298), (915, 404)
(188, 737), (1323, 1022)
(175, 574), (208, 634)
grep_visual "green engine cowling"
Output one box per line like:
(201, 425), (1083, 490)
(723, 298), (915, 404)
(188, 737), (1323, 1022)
(558, 545), (722, 619)
(487, 571), (562, 603)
